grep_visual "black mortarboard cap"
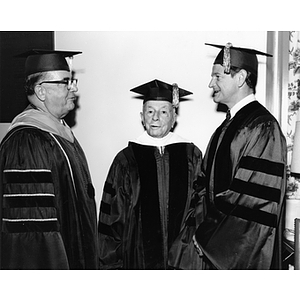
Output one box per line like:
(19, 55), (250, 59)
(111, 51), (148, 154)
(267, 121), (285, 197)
(130, 79), (192, 107)
(16, 49), (82, 76)
(206, 42), (272, 75)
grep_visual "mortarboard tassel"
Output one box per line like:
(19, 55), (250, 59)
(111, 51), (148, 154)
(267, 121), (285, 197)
(172, 83), (179, 108)
(223, 42), (233, 74)
(65, 56), (73, 73)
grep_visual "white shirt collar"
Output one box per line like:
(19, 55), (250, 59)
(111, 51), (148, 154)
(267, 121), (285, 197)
(229, 94), (256, 119)
(131, 131), (190, 147)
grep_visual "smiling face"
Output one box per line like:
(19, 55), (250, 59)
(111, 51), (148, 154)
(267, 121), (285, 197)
(37, 70), (78, 119)
(208, 64), (240, 109)
(141, 100), (176, 138)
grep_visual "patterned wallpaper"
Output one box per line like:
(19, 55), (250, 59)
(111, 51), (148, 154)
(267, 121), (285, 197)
(287, 31), (300, 198)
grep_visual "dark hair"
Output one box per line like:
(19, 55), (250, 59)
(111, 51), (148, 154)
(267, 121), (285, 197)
(24, 72), (46, 96)
(230, 67), (257, 94)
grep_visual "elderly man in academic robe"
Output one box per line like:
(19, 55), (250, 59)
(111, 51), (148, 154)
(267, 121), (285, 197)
(98, 79), (205, 269)
(0, 50), (98, 269)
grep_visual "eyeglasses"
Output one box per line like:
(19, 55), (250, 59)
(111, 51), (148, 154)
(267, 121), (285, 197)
(38, 78), (78, 90)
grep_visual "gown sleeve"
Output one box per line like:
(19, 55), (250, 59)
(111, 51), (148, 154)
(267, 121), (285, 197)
(167, 145), (206, 269)
(98, 151), (131, 269)
(196, 119), (287, 269)
(0, 128), (69, 269)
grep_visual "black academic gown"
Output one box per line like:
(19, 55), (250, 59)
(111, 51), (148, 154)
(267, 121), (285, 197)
(0, 106), (98, 269)
(98, 137), (204, 270)
(194, 100), (287, 270)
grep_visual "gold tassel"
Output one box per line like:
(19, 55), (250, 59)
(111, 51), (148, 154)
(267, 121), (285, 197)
(223, 42), (233, 74)
(172, 83), (179, 108)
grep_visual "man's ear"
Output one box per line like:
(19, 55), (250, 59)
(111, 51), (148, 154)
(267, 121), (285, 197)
(237, 69), (248, 87)
(172, 109), (177, 128)
(140, 111), (145, 127)
(34, 84), (46, 101)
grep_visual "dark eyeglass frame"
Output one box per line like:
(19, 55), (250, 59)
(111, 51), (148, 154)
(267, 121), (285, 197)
(38, 78), (78, 90)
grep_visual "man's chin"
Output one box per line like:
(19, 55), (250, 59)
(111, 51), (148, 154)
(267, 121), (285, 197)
(67, 102), (75, 111)
(147, 131), (166, 139)
(212, 96), (221, 104)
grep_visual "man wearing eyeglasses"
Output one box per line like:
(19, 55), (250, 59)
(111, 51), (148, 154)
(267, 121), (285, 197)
(0, 50), (98, 269)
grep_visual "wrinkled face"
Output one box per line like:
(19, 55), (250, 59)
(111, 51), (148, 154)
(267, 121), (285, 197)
(39, 70), (78, 119)
(208, 64), (240, 108)
(141, 100), (176, 138)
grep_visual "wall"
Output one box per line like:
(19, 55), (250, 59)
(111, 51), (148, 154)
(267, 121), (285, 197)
(18, 31), (268, 212)
(0, 32), (54, 123)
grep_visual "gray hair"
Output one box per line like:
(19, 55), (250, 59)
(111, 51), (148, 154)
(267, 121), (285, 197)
(24, 72), (48, 96)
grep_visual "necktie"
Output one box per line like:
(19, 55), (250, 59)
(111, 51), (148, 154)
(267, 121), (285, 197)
(226, 109), (231, 121)
(219, 109), (231, 128)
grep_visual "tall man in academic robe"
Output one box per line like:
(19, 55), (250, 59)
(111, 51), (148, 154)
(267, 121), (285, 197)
(193, 43), (287, 269)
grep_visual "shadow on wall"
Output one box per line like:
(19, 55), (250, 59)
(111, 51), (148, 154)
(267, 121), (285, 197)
(63, 71), (80, 128)
(64, 95), (80, 128)
(217, 103), (228, 113)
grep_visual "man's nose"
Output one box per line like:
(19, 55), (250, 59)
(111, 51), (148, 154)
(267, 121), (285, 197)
(69, 81), (78, 92)
(152, 112), (159, 120)
(208, 78), (215, 88)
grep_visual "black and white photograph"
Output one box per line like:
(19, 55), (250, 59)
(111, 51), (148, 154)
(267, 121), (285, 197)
(0, 1), (298, 299)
